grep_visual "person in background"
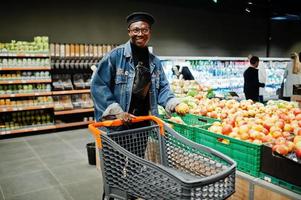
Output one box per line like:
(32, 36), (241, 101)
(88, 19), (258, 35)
(282, 52), (301, 101)
(258, 63), (267, 103)
(171, 65), (194, 80)
(243, 56), (265, 102)
(91, 12), (187, 123)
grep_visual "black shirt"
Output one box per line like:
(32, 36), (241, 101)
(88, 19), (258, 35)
(243, 66), (265, 102)
(129, 43), (150, 116)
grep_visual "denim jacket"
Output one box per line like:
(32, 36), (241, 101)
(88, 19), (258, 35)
(91, 41), (179, 121)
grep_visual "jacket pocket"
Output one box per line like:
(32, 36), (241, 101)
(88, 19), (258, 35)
(115, 74), (127, 84)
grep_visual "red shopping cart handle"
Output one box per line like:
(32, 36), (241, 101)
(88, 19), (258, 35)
(89, 115), (165, 149)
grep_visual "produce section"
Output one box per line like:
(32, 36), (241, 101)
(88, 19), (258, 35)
(161, 79), (301, 195)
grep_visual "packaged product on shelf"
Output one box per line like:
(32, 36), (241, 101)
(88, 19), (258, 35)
(84, 44), (89, 57)
(55, 43), (60, 57)
(81, 93), (93, 108)
(60, 44), (65, 57)
(50, 43), (55, 57)
(60, 95), (73, 110)
(75, 44), (80, 57)
(97, 45), (103, 57)
(93, 45), (98, 58)
(73, 73), (85, 89)
(80, 44), (85, 57)
(70, 44), (75, 57)
(71, 94), (82, 108)
(65, 44), (70, 57)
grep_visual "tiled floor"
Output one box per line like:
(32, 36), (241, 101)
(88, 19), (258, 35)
(0, 128), (103, 200)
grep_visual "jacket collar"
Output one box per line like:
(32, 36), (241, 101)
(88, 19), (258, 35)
(124, 40), (156, 73)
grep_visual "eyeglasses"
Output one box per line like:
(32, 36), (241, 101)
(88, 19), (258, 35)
(129, 28), (150, 35)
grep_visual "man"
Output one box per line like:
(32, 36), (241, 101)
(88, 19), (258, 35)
(243, 56), (265, 102)
(91, 12), (187, 122)
(91, 12), (188, 200)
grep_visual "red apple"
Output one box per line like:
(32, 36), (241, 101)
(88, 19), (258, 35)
(275, 144), (289, 155)
(295, 114), (301, 121)
(222, 124), (232, 135)
(293, 108), (301, 116)
(295, 147), (301, 158)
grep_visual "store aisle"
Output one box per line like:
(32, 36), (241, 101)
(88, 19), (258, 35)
(0, 129), (103, 200)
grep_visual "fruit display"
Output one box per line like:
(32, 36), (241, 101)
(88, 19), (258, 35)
(0, 110), (53, 131)
(0, 96), (53, 107)
(0, 36), (49, 53)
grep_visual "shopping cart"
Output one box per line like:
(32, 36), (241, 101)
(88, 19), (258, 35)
(89, 116), (236, 200)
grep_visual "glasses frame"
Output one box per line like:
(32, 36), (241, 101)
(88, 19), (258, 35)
(129, 27), (151, 35)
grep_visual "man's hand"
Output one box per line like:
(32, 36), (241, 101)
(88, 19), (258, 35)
(115, 112), (134, 123)
(175, 103), (190, 115)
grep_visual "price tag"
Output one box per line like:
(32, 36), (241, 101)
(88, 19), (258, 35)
(10, 94), (16, 97)
(41, 106), (46, 109)
(6, 131), (11, 134)
(2, 108), (7, 112)
(32, 128), (37, 131)
(8, 81), (13, 84)
(0, 131), (5, 135)
(34, 93), (40, 96)
(13, 108), (18, 111)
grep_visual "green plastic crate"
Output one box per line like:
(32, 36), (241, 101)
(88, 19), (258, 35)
(194, 125), (261, 177)
(260, 172), (301, 195)
(163, 114), (219, 141)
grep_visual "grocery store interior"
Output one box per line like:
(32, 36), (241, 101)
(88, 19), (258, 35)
(1, 0), (301, 200)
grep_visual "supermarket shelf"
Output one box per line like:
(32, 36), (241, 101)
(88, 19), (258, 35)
(0, 92), (52, 98)
(54, 108), (94, 115)
(55, 121), (93, 129)
(0, 79), (52, 84)
(0, 124), (56, 135)
(0, 104), (54, 112)
(0, 52), (49, 58)
(0, 67), (51, 71)
(52, 89), (90, 95)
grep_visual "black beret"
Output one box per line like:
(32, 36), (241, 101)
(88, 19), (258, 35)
(126, 12), (155, 27)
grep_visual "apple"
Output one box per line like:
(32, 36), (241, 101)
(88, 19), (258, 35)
(275, 144), (289, 155)
(286, 141), (295, 152)
(284, 124), (294, 132)
(270, 130), (282, 139)
(293, 108), (301, 116)
(295, 148), (301, 158)
(262, 135), (275, 143)
(295, 114), (301, 121)
(222, 124), (232, 135)
(294, 136), (301, 144)
(275, 137), (286, 145)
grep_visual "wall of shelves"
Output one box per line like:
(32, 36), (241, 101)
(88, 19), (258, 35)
(0, 38), (106, 135)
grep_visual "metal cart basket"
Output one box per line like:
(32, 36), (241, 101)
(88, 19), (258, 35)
(89, 116), (236, 200)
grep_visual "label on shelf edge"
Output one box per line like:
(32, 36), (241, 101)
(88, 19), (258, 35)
(10, 94), (15, 97)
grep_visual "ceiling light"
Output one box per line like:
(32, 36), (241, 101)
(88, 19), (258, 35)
(245, 8), (251, 13)
(212, 0), (218, 3)
(248, 2), (253, 5)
